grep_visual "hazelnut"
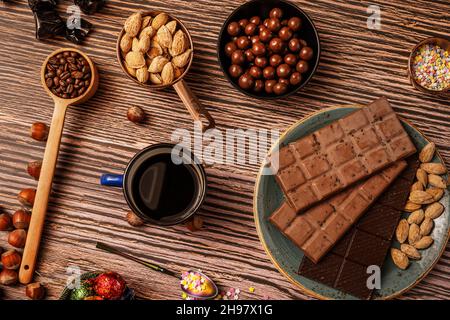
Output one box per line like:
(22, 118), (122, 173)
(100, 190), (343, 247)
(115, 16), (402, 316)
(0, 269), (18, 286)
(12, 209), (31, 229)
(127, 106), (145, 123)
(30, 122), (49, 141)
(1, 250), (22, 270)
(26, 282), (46, 300)
(126, 211), (144, 227)
(0, 213), (13, 231)
(8, 229), (27, 248)
(18, 188), (36, 207)
(27, 160), (42, 180)
(185, 215), (203, 232)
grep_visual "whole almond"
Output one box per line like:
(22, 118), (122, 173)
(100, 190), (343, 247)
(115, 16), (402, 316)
(156, 25), (172, 48)
(428, 174), (447, 188)
(409, 190), (434, 204)
(391, 248), (409, 270)
(124, 12), (142, 37)
(419, 142), (435, 163)
(120, 34), (133, 53)
(147, 43), (163, 59)
(172, 49), (192, 68)
(136, 66), (149, 83)
(410, 181), (424, 192)
(424, 202), (444, 219)
(416, 168), (428, 187)
(161, 62), (174, 84)
(124, 61), (137, 77)
(141, 16), (152, 30)
(420, 218), (433, 236)
(414, 236), (433, 250)
(426, 188), (444, 201)
(408, 223), (421, 245)
(149, 73), (163, 85)
(140, 26), (155, 39)
(125, 51), (146, 68)
(166, 20), (177, 34)
(395, 219), (409, 244)
(407, 209), (424, 225)
(400, 244), (421, 260)
(132, 37), (140, 52)
(152, 13), (169, 30)
(404, 201), (421, 212)
(148, 56), (169, 73)
(170, 29), (188, 56)
(137, 35), (151, 53)
(421, 163), (447, 175)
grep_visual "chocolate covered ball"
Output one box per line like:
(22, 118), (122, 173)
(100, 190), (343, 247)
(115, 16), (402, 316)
(269, 8), (283, 19)
(269, 37), (284, 53)
(278, 26), (293, 41)
(288, 17), (302, 31)
(231, 50), (245, 65)
(273, 82), (288, 95)
(254, 79), (264, 93)
(250, 16), (261, 25)
(267, 18), (281, 32)
(277, 63), (291, 78)
(279, 78), (290, 86)
(249, 66), (263, 79)
(265, 79), (277, 93)
(299, 46), (314, 60)
(229, 64), (243, 78)
(225, 41), (237, 57)
(263, 18), (270, 28)
(238, 73), (254, 90)
(244, 49), (255, 62)
(251, 42), (266, 56)
(259, 27), (272, 43)
(290, 72), (302, 85)
(254, 56), (268, 68)
(288, 38), (301, 52)
(263, 66), (276, 79)
(236, 36), (251, 49)
(284, 53), (297, 66)
(245, 23), (257, 36)
(251, 35), (260, 44)
(269, 54), (283, 67)
(238, 19), (249, 28)
(296, 60), (309, 73)
(227, 22), (241, 36)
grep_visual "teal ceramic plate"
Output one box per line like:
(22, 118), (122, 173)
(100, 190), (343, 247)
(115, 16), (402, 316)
(254, 106), (450, 300)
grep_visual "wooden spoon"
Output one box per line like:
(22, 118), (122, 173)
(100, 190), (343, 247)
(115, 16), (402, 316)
(19, 48), (99, 284)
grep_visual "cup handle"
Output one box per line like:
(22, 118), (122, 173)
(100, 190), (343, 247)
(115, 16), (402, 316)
(100, 174), (124, 187)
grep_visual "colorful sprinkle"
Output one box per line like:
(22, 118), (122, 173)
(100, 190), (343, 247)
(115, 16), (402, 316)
(412, 43), (450, 91)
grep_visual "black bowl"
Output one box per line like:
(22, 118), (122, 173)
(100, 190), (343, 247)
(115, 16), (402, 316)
(217, 0), (321, 100)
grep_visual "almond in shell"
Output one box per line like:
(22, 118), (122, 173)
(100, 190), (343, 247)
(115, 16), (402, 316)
(161, 62), (174, 84)
(147, 43), (163, 59)
(407, 209), (424, 225)
(172, 49), (192, 68)
(400, 244), (421, 260)
(391, 248), (409, 270)
(419, 142), (435, 163)
(132, 37), (140, 52)
(137, 35), (151, 53)
(174, 66), (184, 79)
(409, 190), (435, 204)
(170, 29), (188, 56)
(166, 20), (177, 34)
(136, 66), (149, 83)
(426, 188), (444, 201)
(404, 201), (421, 212)
(141, 16), (152, 30)
(149, 73), (163, 85)
(148, 56), (169, 73)
(424, 202), (444, 219)
(428, 174), (447, 188)
(419, 218), (433, 236)
(421, 162), (447, 175)
(124, 61), (136, 77)
(408, 223), (421, 245)
(124, 12), (142, 37)
(152, 13), (169, 30)
(125, 51), (146, 68)
(414, 236), (433, 250)
(395, 219), (409, 244)
(410, 181), (424, 192)
(416, 168), (428, 187)
(140, 26), (155, 39)
(120, 34), (133, 53)
(156, 25), (172, 48)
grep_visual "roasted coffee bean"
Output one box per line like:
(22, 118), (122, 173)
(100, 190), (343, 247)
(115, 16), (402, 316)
(60, 71), (70, 81)
(53, 77), (60, 87)
(46, 78), (53, 88)
(72, 71), (84, 79)
(48, 57), (58, 65)
(66, 84), (74, 94)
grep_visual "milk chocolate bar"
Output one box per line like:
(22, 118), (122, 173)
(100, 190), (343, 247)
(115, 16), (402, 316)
(270, 97), (416, 212)
(270, 161), (407, 263)
(298, 155), (420, 299)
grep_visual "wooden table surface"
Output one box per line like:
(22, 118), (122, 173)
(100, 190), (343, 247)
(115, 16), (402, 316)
(0, 0), (449, 300)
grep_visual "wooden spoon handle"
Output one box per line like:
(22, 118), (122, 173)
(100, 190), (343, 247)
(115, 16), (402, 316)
(173, 79), (215, 132)
(19, 101), (68, 284)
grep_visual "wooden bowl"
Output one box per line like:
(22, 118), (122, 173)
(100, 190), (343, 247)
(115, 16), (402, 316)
(407, 37), (450, 95)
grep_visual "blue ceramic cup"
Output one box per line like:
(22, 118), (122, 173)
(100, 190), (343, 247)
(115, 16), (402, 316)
(101, 143), (207, 225)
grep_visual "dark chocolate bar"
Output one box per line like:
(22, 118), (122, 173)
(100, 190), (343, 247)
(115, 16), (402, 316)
(270, 97), (416, 213)
(298, 155), (420, 299)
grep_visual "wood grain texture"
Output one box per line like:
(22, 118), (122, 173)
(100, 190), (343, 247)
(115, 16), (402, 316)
(0, 0), (449, 300)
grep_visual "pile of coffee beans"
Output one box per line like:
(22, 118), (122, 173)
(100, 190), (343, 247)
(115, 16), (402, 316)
(44, 51), (92, 99)
(224, 7), (315, 96)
